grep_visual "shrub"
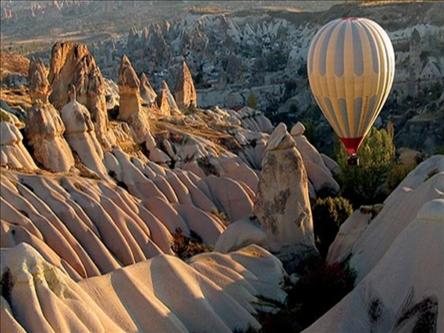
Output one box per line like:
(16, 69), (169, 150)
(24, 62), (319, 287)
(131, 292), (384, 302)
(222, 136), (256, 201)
(288, 260), (356, 328)
(247, 93), (257, 109)
(312, 196), (353, 258)
(386, 163), (416, 192)
(337, 126), (396, 207)
(246, 259), (356, 332)
(171, 229), (212, 260)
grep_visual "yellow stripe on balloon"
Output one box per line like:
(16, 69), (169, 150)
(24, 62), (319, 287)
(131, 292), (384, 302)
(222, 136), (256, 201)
(307, 17), (395, 147)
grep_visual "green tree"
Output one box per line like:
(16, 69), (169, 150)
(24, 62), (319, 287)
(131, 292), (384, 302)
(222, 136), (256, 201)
(337, 125), (396, 207)
(312, 196), (353, 258)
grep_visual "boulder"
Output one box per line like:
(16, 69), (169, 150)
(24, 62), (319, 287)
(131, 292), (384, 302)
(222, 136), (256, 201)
(254, 123), (317, 269)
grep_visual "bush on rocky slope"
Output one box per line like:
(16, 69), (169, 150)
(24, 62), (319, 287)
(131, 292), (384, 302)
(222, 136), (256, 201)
(312, 196), (353, 258)
(240, 258), (356, 333)
(171, 229), (213, 260)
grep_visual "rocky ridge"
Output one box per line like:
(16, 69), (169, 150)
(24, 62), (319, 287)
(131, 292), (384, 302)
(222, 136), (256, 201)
(0, 43), (330, 332)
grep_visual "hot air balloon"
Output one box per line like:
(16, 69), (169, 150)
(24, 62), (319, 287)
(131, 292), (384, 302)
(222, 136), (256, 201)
(307, 17), (395, 165)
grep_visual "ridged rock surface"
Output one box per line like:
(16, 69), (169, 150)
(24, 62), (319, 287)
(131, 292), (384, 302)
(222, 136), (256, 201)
(305, 197), (444, 333)
(60, 90), (107, 178)
(0, 121), (37, 170)
(1, 243), (286, 333)
(254, 123), (317, 268)
(327, 156), (444, 281)
(48, 42), (114, 148)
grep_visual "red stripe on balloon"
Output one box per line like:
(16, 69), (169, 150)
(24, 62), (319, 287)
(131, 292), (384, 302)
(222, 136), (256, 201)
(339, 137), (363, 155)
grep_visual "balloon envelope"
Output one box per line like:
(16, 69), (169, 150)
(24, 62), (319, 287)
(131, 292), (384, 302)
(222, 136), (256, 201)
(307, 17), (395, 155)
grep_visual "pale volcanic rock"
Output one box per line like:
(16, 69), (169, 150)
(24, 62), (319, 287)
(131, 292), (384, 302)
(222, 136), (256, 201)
(25, 103), (75, 173)
(158, 80), (180, 116)
(27, 58), (50, 104)
(305, 199), (444, 333)
(290, 121), (305, 137)
(290, 122), (339, 195)
(346, 156), (444, 282)
(215, 218), (267, 253)
(326, 208), (373, 264)
(174, 61), (197, 110)
(25, 61), (75, 173)
(0, 243), (125, 333)
(237, 107), (273, 134)
(321, 153), (341, 176)
(117, 55), (161, 158)
(140, 73), (157, 106)
(213, 156), (259, 192)
(1, 243), (286, 333)
(117, 55), (142, 121)
(0, 169), (174, 278)
(0, 109), (25, 129)
(104, 78), (119, 110)
(60, 87), (107, 178)
(254, 123), (317, 267)
(204, 175), (254, 222)
(0, 121), (37, 170)
(174, 204), (225, 245)
(48, 42), (114, 148)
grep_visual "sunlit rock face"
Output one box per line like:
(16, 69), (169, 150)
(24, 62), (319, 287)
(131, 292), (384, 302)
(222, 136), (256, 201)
(174, 61), (197, 110)
(158, 80), (180, 116)
(139, 73), (157, 107)
(0, 121), (37, 171)
(26, 58), (75, 173)
(48, 42), (114, 148)
(307, 156), (444, 333)
(290, 122), (340, 197)
(60, 87), (107, 178)
(27, 58), (50, 104)
(0, 242), (286, 333)
(305, 198), (444, 333)
(254, 123), (317, 270)
(118, 55), (142, 121)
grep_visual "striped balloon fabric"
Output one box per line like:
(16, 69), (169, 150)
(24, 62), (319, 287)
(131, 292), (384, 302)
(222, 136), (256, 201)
(307, 17), (395, 155)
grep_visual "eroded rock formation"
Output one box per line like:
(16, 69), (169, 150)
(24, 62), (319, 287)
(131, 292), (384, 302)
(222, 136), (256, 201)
(254, 123), (317, 268)
(0, 243), (286, 333)
(140, 73), (157, 106)
(26, 58), (75, 172)
(174, 61), (197, 110)
(158, 80), (180, 116)
(48, 42), (114, 148)
(60, 85), (107, 178)
(0, 121), (37, 170)
(118, 55), (142, 121)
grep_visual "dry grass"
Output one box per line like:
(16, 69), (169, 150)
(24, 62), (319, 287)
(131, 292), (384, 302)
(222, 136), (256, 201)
(0, 87), (32, 110)
(0, 51), (30, 79)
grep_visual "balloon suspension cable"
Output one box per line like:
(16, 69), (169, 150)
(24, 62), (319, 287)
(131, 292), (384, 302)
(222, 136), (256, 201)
(347, 154), (359, 166)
